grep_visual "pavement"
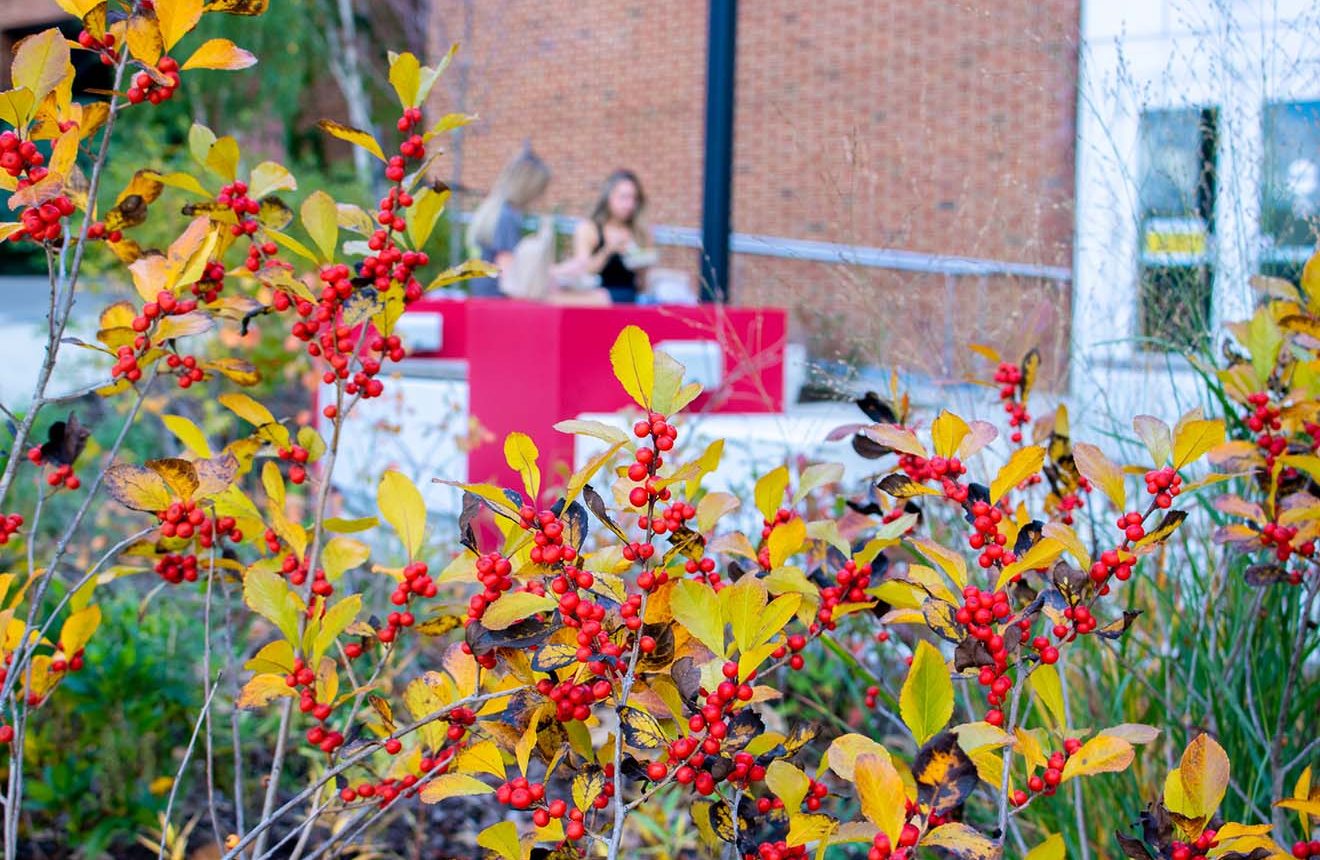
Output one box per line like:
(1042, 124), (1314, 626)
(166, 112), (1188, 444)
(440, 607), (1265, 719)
(0, 276), (111, 407)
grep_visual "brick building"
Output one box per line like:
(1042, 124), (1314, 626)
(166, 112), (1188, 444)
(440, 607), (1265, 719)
(427, 1), (1081, 385)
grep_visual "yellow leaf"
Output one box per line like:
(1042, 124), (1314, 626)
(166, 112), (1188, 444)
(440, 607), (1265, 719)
(419, 773), (494, 804)
(181, 37), (256, 71)
(422, 110), (477, 143)
(321, 537), (369, 580)
(1133, 415), (1173, 467)
(12, 29), (70, 103)
(455, 739), (506, 780)
(754, 593), (803, 651)
(1071, 442), (1126, 511)
(242, 161), (295, 202)
(907, 536), (967, 590)
(388, 50), (423, 108)
(921, 823), (999, 859)
(877, 473), (942, 498)
(899, 640), (953, 745)
(1173, 419), (1226, 470)
(1060, 735), (1134, 781)
(244, 566), (299, 644)
(503, 432), (541, 500)
(1172, 733), (1230, 820)
(723, 576), (768, 655)
(1041, 521), (1091, 573)
(766, 760), (811, 810)
(996, 538), (1065, 590)
(378, 470), (426, 558)
(479, 591), (557, 631)
(425, 258), (498, 290)
(316, 118), (385, 162)
(204, 135), (239, 181)
(236, 673), (294, 708)
(931, 410), (971, 459)
(754, 465), (792, 522)
(156, 0), (202, 50)
(1030, 663), (1067, 729)
(300, 190), (338, 262)
(406, 186), (449, 250)
(161, 413), (212, 457)
(768, 516), (806, 568)
(669, 579), (724, 657)
(58, 604), (100, 655)
(475, 821), (520, 860)
(311, 594), (359, 663)
(609, 324), (654, 409)
(856, 753), (906, 843)
(0, 89), (37, 132)
(990, 445), (1046, 503)
(515, 712), (539, 775)
(103, 464), (172, 511)
(1293, 765), (1313, 833)
(786, 812), (837, 848)
(218, 391), (279, 433)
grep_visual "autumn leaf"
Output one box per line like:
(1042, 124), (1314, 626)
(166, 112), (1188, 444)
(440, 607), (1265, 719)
(931, 410), (971, 459)
(317, 119), (386, 162)
(1060, 734), (1135, 781)
(503, 432), (541, 500)
(419, 773), (493, 804)
(855, 752), (906, 844)
(669, 579), (724, 657)
(1173, 419), (1226, 470)
(378, 470), (426, 558)
(610, 324), (654, 409)
(181, 38), (257, 71)
(1072, 442), (1126, 510)
(990, 446), (1046, 503)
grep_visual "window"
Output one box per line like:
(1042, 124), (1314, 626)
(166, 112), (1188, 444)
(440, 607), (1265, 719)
(1260, 100), (1320, 282)
(1136, 107), (1217, 352)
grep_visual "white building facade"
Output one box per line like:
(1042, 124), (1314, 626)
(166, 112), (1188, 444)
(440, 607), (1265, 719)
(1072, 0), (1320, 423)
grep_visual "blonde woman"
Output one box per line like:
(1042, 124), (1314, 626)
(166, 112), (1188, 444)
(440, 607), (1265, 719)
(465, 147), (552, 297)
(567, 169), (655, 303)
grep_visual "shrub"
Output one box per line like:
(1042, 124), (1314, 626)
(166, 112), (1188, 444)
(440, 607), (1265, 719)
(0, 4), (1314, 860)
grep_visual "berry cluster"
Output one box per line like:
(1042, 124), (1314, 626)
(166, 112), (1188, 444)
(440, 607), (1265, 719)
(966, 500), (1015, 570)
(646, 661), (761, 796)
(277, 444), (311, 484)
(75, 28), (119, 65)
(284, 657), (345, 754)
(522, 506), (578, 565)
(1008, 738), (1081, 806)
(1260, 522), (1315, 568)
(0, 514), (22, 545)
(638, 499), (695, 536)
(157, 501), (241, 547)
(1143, 466), (1182, 509)
(1292, 840), (1320, 859)
(816, 559), (874, 629)
(1169, 829), (1219, 860)
(2, 132), (76, 245)
(493, 776), (589, 840)
(994, 362), (1031, 443)
(627, 414), (677, 508)
(154, 553), (198, 584)
(899, 452), (967, 487)
(867, 821), (921, 859)
(126, 56), (180, 105)
(27, 447), (80, 490)
(464, 552), (514, 625)
(164, 352), (205, 388)
(339, 771), (423, 809)
(955, 586), (1031, 726)
(1088, 548), (1134, 588)
(111, 290), (203, 384)
(770, 632), (809, 671)
(49, 641), (87, 675)
(190, 260), (227, 302)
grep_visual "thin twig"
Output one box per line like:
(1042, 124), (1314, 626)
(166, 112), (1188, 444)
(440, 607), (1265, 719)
(158, 675), (224, 860)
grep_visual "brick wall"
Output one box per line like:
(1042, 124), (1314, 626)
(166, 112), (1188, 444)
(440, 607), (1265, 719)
(426, 0), (1080, 382)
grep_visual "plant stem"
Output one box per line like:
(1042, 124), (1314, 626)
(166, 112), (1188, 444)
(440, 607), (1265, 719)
(1270, 576), (1318, 839)
(158, 675), (223, 860)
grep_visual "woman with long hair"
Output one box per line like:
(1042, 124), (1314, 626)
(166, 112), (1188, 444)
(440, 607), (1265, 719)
(464, 146), (552, 297)
(567, 169), (654, 304)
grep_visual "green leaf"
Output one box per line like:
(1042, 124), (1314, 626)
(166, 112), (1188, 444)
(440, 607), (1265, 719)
(378, 470), (426, 558)
(479, 591), (557, 631)
(670, 579), (724, 657)
(299, 190), (338, 262)
(899, 640), (953, 745)
(244, 565), (299, 644)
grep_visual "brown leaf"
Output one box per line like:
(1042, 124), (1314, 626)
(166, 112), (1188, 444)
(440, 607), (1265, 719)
(147, 458), (199, 500)
(103, 464), (172, 511)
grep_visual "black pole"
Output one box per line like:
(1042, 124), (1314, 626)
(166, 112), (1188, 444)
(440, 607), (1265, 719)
(699, 0), (736, 302)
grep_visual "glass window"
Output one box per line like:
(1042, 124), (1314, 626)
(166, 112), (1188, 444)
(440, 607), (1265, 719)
(1136, 108), (1217, 351)
(1260, 100), (1320, 282)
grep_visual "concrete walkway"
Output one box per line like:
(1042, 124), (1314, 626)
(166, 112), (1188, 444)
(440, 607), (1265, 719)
(0, 276), (110, 408)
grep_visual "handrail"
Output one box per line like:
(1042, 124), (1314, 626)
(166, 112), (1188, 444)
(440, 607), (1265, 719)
(458, 211), (1071, 282)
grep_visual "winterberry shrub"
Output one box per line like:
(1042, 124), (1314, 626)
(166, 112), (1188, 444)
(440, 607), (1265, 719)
(0, 3), (1314, 859)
